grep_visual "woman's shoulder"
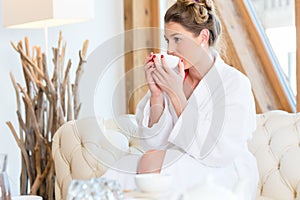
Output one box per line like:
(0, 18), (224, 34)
(213, 61), (252, 97)
(215, 58), (250, 87)
(224, 65), (249, 83)
(211, 50), (250, 84)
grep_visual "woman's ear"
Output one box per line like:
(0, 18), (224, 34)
(197, 29), (210, 45)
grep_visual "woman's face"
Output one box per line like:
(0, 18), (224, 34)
(164, 22), (209, 70)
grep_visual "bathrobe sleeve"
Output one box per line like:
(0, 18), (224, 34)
(168, 66), (256, 167)
(135, 91), (178, 151)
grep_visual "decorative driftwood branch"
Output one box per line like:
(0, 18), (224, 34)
(73, 40), (89, 119)
(6, 32), (88, 200)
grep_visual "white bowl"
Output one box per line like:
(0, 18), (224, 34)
(134, 173), (172, 193)
(11, 195), (42, 200)
(154, 53), (180, 69)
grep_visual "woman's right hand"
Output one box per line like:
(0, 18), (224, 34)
(144, 53), (162, 97)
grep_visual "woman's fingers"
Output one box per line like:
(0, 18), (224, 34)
(154, 55), (169, 78)
(145, 54), (185, 94)
(178, 59), (185, 78)
(145, 65), (155, 80)
(144, 60), (154, 70)
(143, 52), (154, 65)
(152, 54), (160, 68)
(160, 55), (172, 74)
(152, 70), (164, 83)
(153, 55), (167, 80)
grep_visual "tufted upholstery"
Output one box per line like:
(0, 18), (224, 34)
(53, 111), (300, 200)
(248, 110), (300, 200)
(52, 115), (142, 200)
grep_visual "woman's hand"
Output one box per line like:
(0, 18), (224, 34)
(152, 55), (185, 99)
(144, 53), (162, 97)
(152, 55), (187, 116)
(144, 53), (165, 127)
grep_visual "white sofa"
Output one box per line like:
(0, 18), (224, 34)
(52, 111), (300, 200)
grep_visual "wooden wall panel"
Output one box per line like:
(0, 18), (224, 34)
(220, 26), (262, 113)
(124, 0), (160, 114)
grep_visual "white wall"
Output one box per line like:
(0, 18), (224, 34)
(0, 0), (124, 195)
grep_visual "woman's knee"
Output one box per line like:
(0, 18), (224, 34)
(137, 149), (166, 174)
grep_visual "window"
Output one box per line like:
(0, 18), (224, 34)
(248, 0), (296, 96)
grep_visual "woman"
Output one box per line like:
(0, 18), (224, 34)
(136, 0), (258, 198)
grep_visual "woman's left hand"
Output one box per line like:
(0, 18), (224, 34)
(152, 55), (185, 99)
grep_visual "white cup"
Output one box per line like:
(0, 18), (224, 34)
(11, 195), (42, 200)
(135, 173), (172, 193)
(154, 53), (180, 69)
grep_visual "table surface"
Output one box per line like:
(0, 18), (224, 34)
(123, 190), (178, 200)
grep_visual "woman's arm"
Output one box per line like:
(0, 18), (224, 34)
(136, 92), (174, 150)
(148, 94), (164, 127)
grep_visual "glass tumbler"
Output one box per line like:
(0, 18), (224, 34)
(0, 154), (11, 200)
(67, 177), (123, 200)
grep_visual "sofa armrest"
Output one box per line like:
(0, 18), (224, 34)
(52, 115), (141, 200)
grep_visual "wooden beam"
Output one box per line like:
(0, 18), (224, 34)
(215, 0), (294, 113)
(296, 0), (300, 112)
(220, 26), (262, 113)
(124, 0), (160, 114)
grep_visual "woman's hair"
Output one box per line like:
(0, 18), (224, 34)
(164, 0), (222, 47)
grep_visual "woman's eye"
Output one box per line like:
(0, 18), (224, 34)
(174, 37), (181, 43)
(165, 38), (169, 44)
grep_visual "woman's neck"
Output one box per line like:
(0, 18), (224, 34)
(186, 68), (201, 88)
(186, 51), (216, 88)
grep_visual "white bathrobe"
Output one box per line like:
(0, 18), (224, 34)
(135, 51), (259, 199)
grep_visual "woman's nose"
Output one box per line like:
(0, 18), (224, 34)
(167, 49), (175, 56)
(167, 44), (175, 55)
(167, 50), (174, 55)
